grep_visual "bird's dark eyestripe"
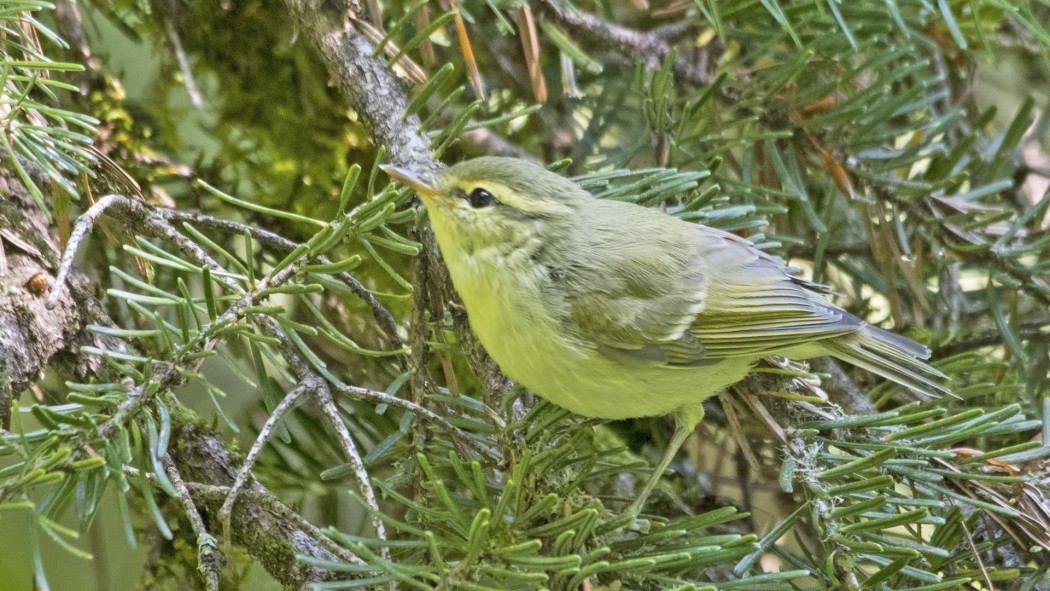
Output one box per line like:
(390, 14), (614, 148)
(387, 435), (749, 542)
(468, 188), (498, 208)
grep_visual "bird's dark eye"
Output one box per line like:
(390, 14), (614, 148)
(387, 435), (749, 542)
(468, 188), (497, 208)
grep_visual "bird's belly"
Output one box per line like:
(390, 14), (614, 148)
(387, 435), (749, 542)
(500, 347), (744, 420)
(462, 281), (750, 420)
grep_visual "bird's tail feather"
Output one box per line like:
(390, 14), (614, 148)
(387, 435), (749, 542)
(823, 325), (952, 399)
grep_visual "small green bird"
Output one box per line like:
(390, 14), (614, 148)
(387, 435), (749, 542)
(383, 157), (948, 516)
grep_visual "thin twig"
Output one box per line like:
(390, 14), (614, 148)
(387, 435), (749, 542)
(82, 362), (179, 444)
(161, 13), (204, 107)
(254, 315), (389, 551)
(532, 0), (713, 84)
(720, 391), (763, 474)
(74, 238), (308, 442)
(163, 208), (401, 346)
(163, 457), (224, 591)
(58, 197), (320, 447)
(145, 209), (245, 296)
(314, 386), (387, 539)
(217, 380), (312, 552)
(336, 382), (491, 457)
(949, 497), (996, 591)
(47, 193), (126, 309)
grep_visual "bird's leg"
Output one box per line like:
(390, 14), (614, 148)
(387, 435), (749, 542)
(626, 404), (705, 518)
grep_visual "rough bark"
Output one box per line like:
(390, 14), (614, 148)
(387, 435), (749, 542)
(0, 172), (122, 425)
(172, 422), (354, 586)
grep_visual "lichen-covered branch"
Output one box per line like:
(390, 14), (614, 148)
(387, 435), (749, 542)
(170, 421), (361, 585)
(162, 457), (223, 591)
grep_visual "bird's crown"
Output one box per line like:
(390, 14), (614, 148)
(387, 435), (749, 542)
(438, 157), (590, 214)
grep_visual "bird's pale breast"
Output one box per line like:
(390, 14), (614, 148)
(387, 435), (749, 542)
(444, 241), (749, 420)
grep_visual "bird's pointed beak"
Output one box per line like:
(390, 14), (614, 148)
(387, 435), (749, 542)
(380, 165), (440, 201)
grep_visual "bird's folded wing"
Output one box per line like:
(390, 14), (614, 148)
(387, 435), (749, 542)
(690, 227), (862, 357)
(565, 220), (712, 367)
(569, 224), (862, 366)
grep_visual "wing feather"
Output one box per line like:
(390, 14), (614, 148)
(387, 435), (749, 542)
(564, 205), (862, 365)
(689, 227), (860, 357)
(564, 202), (710, 366)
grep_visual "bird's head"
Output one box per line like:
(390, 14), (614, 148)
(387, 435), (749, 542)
(381, 157), (585, 257)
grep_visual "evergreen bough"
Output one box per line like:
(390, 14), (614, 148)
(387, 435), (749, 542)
(0, 0), (1048, 589)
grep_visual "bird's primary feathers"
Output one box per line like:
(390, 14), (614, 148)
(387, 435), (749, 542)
(388, 157), (949, 420)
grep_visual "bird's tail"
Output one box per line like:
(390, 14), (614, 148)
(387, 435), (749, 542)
(822, 324), (952, 399)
